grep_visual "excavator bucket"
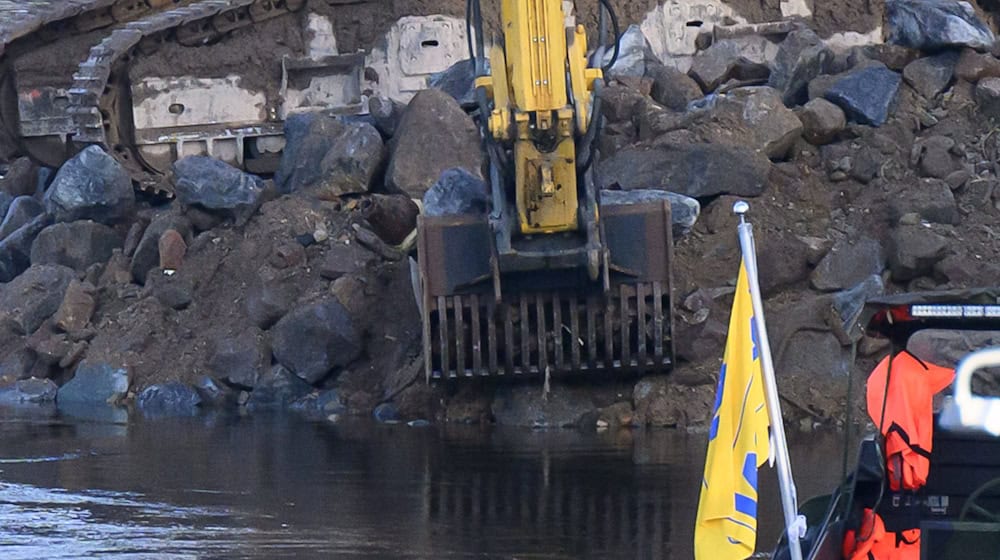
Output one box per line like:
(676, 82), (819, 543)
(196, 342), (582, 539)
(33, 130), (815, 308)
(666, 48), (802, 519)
(417, 199), (675, 380)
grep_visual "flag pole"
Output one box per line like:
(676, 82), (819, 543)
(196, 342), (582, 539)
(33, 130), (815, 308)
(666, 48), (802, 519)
(733, 201), (806, 560)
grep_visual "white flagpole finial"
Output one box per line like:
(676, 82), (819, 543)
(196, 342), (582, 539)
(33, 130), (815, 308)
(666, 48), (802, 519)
(733, 200), (750, 216)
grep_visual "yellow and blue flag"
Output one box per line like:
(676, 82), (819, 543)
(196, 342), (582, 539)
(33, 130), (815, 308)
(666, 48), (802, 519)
(694, 259), (771, 560)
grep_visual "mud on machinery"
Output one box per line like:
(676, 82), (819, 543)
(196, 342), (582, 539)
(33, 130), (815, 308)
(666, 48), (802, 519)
(415, 0), (676, 380)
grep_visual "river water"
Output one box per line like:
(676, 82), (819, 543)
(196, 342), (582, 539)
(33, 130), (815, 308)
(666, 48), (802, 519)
(0, 407), (848, 559)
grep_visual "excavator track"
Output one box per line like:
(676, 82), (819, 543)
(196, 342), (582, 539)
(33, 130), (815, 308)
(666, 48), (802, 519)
(68, 0), (306, 196)
(0, 1), (198, 166)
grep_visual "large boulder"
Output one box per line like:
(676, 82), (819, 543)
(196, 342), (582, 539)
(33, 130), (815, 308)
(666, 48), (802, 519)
(688, 36), (775, 93)
(207, 327), (271, 388)
(694, 87), (803, 160)
(0, 264), (75, 334)
(246, 365), (313, 411)
(0, 196), (44, 241)
(0, 213), (52, 282)
(824, 63), (902, 126)
(270, 299), (362, 385)
(56, 361), (129, 405)
(646, 63), (703, 112)
(172, 157), (264, 225)
(599, 142), (771, 198)
(385, 89), (484, 198)
(30, 221), (122, 271)
(810, 236), (885, 292)
(600, 189), (700, 237)
(422, 168), (490, 217)
(768, 28), (834, 105)
(428, 58), (489, 108)
(902, 52), (959, 99)
(886, 0), (994, 51)
(275, 113), (385, 198)
(44, 146), (134, 224)
(137, 382), (202, 417)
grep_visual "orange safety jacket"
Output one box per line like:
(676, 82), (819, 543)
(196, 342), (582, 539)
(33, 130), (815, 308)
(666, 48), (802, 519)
(843, 351), (954, 559)
(865, 351), (954, 492)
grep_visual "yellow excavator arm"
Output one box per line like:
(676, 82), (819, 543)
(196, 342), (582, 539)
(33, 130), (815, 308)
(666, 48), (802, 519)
(474, 0), (602, 234)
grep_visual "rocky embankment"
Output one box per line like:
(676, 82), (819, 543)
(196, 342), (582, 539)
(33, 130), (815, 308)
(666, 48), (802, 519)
(2, 0), (1000, 429)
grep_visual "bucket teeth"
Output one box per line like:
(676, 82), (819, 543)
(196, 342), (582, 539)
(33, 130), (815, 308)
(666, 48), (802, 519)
(424, 283), (673, 380)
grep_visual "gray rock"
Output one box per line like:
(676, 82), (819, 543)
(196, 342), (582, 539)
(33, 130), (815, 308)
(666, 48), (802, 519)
(825, 63), (902, 126)
(172, 156), (264, 225)
(57, 361), (129, 405)
(246, 365), (312, 411)
(975, 77), (1000, 119)
(807, 74), (840, 101)
(688, 36), (774, 93)
(137, 382), (202, 417)
(491, 384), (596, 427)
(428, 58), (489, 107)
(0, 349), (36, 381)
(799, 98), (846, 145)
(597, 84), (647, 123)
(313, 122), (384, 199)
(890, 179), (959, 225)
(53, 279), (96, 334)
(386, 89), (484, 198)
(903, 52), (959, 99)
(207, 327), (270, 389)
(855, 44), (921, 72)
(276, 113), (384, 199)
(0, 264), (74, 334)
(887, 0), (994, 51)
(271, 299), (362, 385)
(0, 378), (58, 405)
(633, 377), (714, 427)
(0, 157), (39, 198)
(368, 96), (405, 138)
(599, 142), (771, 198)
(0, 196), (44, 241)
(604, 25), (654, 78)
(701, 86), (803, 160)
(0, 192), (12, 223)
(30, 221), (122, 271)
(778, 329), (853, 377)
(769, 28), (834, 105)
(130, 212), (193, 284)
(422, 168), (490, 217)
(810, 236), (885, 292)
(889, 224), (950, 281)
(600, 189), (700, 237)
(0, 213), (52, 282)
(290, 389), (345, 416)
(756, 234), (812, 296)
(45, 146), (134, 224)
(646, 63), (703, 111)
(193, 376), (237, 408)
(318, 243), (376, 281)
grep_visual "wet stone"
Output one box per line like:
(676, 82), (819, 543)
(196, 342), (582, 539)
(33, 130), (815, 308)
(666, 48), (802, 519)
(57, 361), (129, 405)
(0, 377), (58, 405)
(246, 365), (313, 411)
(137, 382), (202, 418)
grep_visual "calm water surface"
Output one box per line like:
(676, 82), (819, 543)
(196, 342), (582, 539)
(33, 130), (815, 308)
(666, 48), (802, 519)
(0, 407), (847, 559)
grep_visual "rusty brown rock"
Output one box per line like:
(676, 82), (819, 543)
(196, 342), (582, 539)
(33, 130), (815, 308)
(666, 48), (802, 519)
(53, 280), (97, 334)
(269, 242), (306, 269)
(359, 193), (419, 245)
(954, 48), (1000, 82)
(158, 229), (187, 271)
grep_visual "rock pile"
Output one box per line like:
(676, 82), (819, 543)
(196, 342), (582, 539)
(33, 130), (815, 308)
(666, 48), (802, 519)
(2, 4), (1000, 430)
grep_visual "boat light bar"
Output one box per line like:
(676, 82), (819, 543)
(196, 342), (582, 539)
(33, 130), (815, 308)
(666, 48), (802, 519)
(910, 304), (1000, 318)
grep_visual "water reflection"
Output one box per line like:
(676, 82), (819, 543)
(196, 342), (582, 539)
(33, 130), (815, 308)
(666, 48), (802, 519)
(0, 411), (847, 559)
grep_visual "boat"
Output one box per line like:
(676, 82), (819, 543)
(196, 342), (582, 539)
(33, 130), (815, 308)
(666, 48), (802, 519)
(772, 288), (1000, 560)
